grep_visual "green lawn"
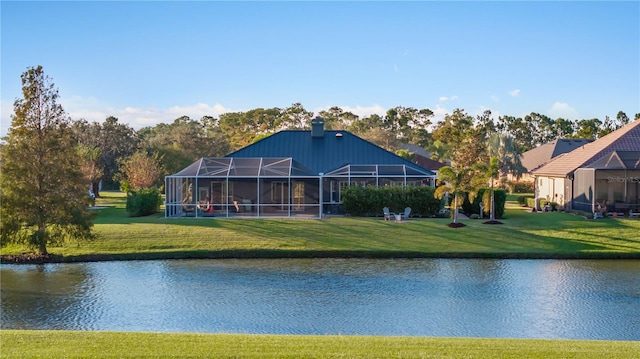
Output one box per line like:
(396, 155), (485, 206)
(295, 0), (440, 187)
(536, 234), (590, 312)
(1, 330), (638, 359)
(2, 191), (639, 260)
(3, 193), (639, 358)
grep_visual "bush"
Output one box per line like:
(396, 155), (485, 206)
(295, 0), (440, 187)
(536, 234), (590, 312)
(126, 187), (162, 217)
(461, 188), (487, 216)
(341, 185), (441, 218)
(518, 195), (534, 207)
(482, 189), (507, 219)
(460, 188), (506, 218)
(506, 181), (535, 193)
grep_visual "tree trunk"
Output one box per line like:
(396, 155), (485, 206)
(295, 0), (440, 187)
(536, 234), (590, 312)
(490, 184), (496, 221)
(37, 224), (48, 256)
(92, 181), (100, 198)
(453, 195), (459, 224)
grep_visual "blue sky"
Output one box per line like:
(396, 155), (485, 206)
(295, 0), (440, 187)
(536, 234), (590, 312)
(2, 1), (639, 136)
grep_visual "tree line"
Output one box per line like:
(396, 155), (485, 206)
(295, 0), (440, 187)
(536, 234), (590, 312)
(69, 102), (638, 195)
(1, 66), (638, 254)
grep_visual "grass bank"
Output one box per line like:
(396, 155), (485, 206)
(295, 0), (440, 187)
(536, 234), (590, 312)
(1, 330), (639, 359)
(2, 191), (640, 262)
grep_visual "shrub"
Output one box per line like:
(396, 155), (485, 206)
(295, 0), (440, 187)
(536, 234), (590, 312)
(126, 187), (162, 217)
(518, 195), (534, 207)
(506, 181), (535, 193)
(461, 188), (487, 216)
(482, 189), (507, 219)
(461, 188), (506, 218)
(341, 185), (441, 218)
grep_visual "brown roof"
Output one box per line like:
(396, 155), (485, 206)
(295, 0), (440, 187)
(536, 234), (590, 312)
(413, 154), (447, 171)
(520, 138), (594, 172)
(532, 119), (640, 177)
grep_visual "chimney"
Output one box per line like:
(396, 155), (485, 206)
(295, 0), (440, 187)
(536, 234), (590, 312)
(311, 116), (324, 138)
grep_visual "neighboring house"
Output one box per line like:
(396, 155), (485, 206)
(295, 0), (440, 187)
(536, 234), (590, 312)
(518, 138), (594, 182)
(398, 144), (448, 172)
(165, 118), (437, 218)
(531, 120), (640, 212)
(573, 151), (640, 214)
(413, 154), (447, 173)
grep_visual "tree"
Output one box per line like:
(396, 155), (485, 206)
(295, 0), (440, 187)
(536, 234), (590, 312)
(574, 118), (601, 139)
(433, 165), (479, 227)
(77, 145), (103, 199)
(475, 157), (501, 223)
(348, 114), (399, 150)
(71, 119), (103, 196)
(487, 134), (526, 183)
(218, 109), (279, 150)
(616, 111), (630, 126)
(279, 103), (314, 129)
(496, 115), (535, 152)
(0, 66), (94, 255)
(142, 115), (230, 175)
(431, 108), (486, 168)
(98, 116), (140, 190)
(116, 151), (164, 191)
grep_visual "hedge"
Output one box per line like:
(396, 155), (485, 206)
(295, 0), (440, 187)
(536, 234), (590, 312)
(126, 187), (163, 217)
(518, 195), (534, 207)
(461, 188), (507, 219)
(341, 186), (441, 218)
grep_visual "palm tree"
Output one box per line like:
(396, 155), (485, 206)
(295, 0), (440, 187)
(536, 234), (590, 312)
(434, 165), (480, 227)
(486, 157), (500, 223)
(487, 134), (526, 183)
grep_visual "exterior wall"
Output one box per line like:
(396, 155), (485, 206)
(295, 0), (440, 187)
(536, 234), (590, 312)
(535, 175), (567, 209)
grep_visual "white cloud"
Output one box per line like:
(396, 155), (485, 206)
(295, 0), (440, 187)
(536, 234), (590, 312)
(316, 104), (387, 119)
(432, 104), (449, 126)
(1, 99), (14, 137)
(491, 95), (500, 102)
(58, 97), (234, 130)
(548, 102), (579, 119)
(509, 89), (521, 97)
(438, 95), (458, 102)
(0, 95), (237, 137)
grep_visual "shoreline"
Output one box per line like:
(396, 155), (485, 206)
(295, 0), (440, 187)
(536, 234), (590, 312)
(3, 250), (640, 265)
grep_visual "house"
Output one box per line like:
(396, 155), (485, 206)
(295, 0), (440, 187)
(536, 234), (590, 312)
(518, 138), (594, 182)
(574, 151), (640, 215)
(398, 144), (447, 172)
(531, 120), (640, 213)
(165, 117), (437, 218)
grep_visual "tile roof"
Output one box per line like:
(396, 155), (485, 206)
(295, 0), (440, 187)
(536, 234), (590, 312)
(584, 151), (640, 170)
(520, 138), (594, 172)
(225, 129), (436, 176)
(532, 120), (640, 177)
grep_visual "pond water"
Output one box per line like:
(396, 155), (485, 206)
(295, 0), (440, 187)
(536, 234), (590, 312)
(1, 258), (639, 340)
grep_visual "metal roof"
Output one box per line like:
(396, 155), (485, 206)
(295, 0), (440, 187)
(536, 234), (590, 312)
(225, 130), (436, 176)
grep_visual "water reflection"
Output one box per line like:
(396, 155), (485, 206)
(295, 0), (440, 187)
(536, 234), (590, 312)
(1, 259), (639, 340)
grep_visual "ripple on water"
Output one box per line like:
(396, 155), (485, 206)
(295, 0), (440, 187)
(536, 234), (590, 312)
(2, 258), (639, 339)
